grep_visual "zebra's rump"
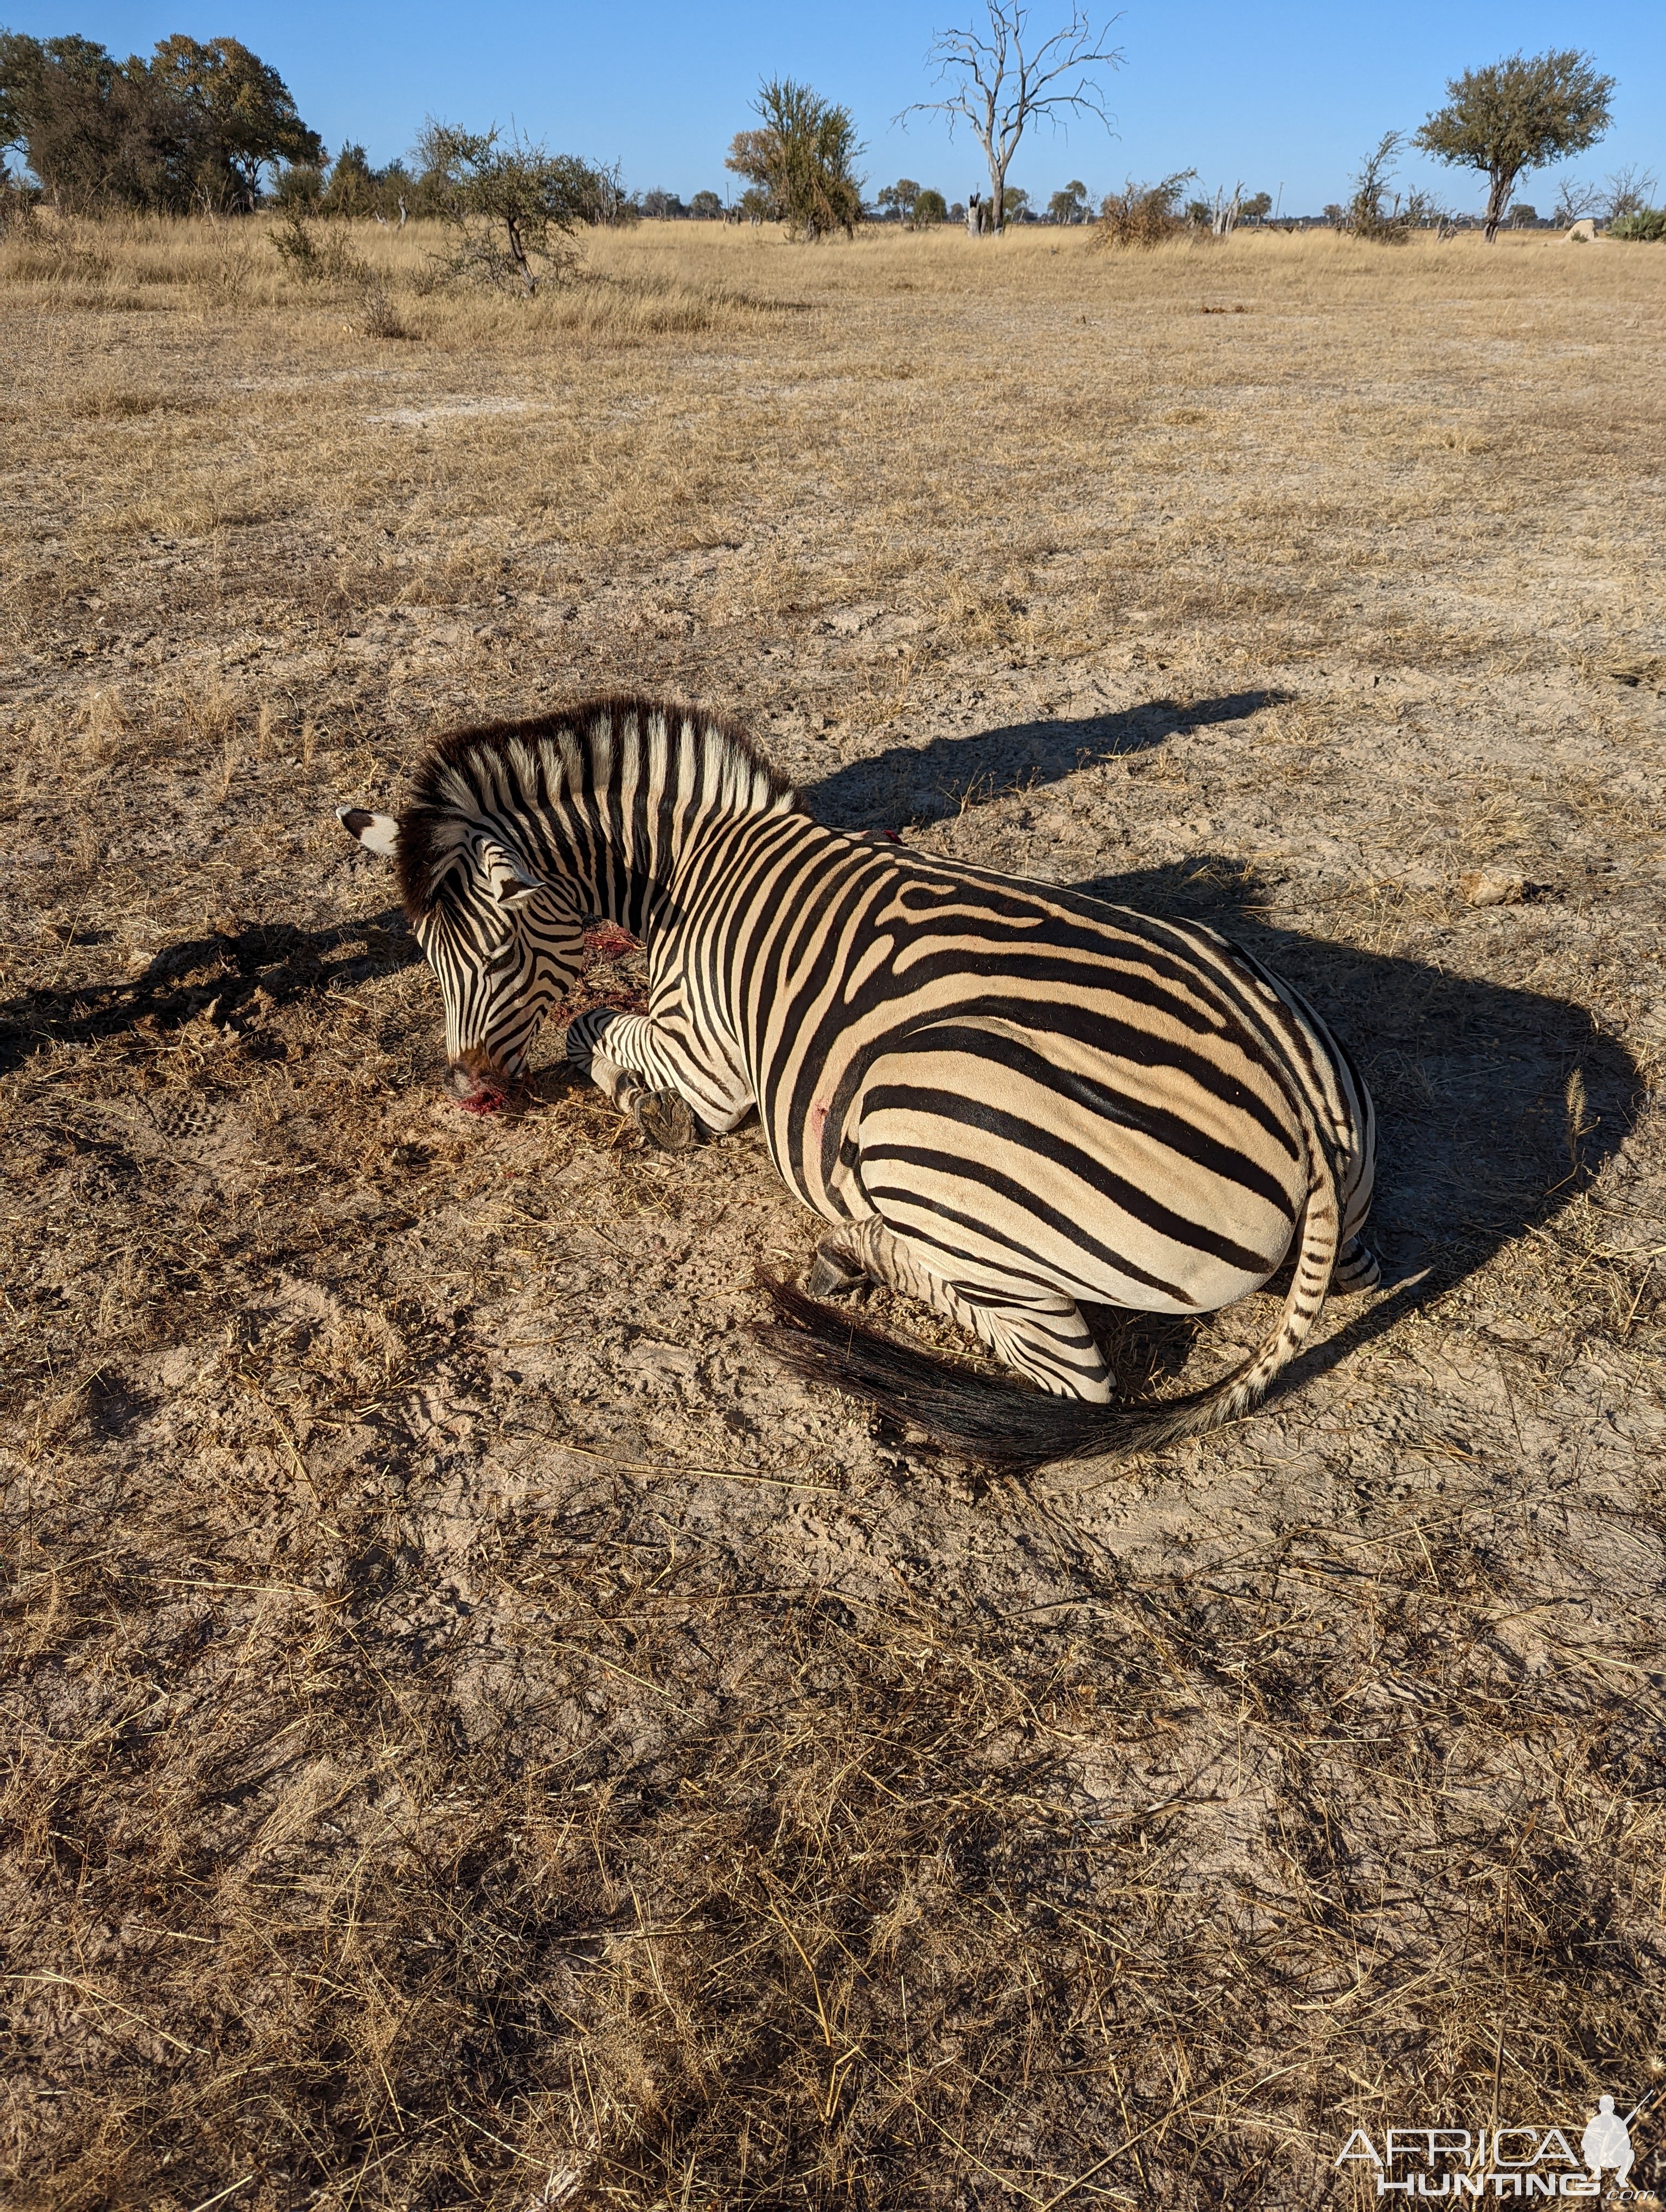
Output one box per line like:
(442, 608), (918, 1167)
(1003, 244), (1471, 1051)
(849, 1011), (1309, 1315)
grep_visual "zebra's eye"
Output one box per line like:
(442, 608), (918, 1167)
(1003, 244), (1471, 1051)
(485, 943), (518, 974)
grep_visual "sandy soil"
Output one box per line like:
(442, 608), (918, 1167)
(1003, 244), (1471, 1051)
(2, 218), (1664, 2209)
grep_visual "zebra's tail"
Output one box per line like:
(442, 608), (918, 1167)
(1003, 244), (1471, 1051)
(757, 1124), (1347, 1474)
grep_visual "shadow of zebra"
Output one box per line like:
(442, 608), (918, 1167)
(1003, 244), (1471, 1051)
(0, 910), (424, 1076)
(807, 701), (1637, 1391)
(804, 692), (1285, 829)
(1060, 857), (1641, 1404)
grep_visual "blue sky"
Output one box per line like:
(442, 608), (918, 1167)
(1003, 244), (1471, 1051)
(5, 0), (1661, 215)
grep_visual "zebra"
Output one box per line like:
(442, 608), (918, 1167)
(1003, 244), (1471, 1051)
(337, 695), (1377, 1470)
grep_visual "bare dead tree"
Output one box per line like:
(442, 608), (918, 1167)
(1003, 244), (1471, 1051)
(899, 2), (1122, 235)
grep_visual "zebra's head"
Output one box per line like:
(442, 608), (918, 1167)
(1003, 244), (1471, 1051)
(337, 804), (584, 1110)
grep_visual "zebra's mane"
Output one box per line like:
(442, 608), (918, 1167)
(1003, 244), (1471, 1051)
(395, 696), (801, 919)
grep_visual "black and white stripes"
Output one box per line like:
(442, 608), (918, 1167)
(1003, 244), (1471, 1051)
(339, 696), (1377, 1468)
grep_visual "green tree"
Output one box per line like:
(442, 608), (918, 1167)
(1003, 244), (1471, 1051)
(689, 188), (723, 220)
(148, 34), (322, 207)
(725, 79), (862, 240)
(0, 33), (175, 210)
(877, 176), (922, 221)
(0, 28), (318, 211)
(416, 121), (599, 292)
(321, 140), (377, 215)
(913, 187), (948, 226)
(1047, 178), (1089, 223)
(1414, 49), (1613, 243)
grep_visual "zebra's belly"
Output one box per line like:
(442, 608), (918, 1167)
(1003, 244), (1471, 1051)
(848, 1018), (1309, 1316)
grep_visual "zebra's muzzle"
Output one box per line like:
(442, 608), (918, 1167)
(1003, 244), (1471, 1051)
(447, 1048), (516, 1115)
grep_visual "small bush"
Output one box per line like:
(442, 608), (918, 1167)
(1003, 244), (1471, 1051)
(1094, 171), (1196, 248)
(1343, 132), (1449, 242)
(268, 204), (370, 287)
(357, 284), (412, 338)
(416, 121), (593, 293)
(1609, 207), (1666, 241)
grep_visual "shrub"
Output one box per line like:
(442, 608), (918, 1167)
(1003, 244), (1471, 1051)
(272, 160), (323, 207)
(1342, 133), (1450, 242)
(0, 162), (40, 233)
(268, 203), (370, 285)
(415, 121), (598, 293)
(357, 283), (412, 338)
(913, 187), (948, 227)
(1094, 171), (1195, 248)
(1609, 207), (1666, 241)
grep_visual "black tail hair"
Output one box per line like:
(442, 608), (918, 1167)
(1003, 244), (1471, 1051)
(756, 1111), (1345, 1472)
(757, 1276), (1233, 1474)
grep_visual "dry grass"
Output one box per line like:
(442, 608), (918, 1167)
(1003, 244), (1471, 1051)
(2, 216), (1665, 2209)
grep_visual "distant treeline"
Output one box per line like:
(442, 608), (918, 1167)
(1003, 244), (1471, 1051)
(0, 29), (727, 223)
(0, 30), (320, 211)
(0, 28), (1274, 232)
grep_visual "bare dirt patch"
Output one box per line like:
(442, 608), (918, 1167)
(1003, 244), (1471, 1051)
(2, 218), (1664, 2209)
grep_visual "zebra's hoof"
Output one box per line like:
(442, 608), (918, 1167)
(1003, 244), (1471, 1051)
(806, 1242), (868, 1297)
(635, 1090), (697, 1152)
(1333, 1239), (1381, 1294)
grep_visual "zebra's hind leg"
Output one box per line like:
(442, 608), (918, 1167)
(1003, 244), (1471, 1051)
(1332, 1237), (1381, 1294)
(806, 1224), (874, 1296)
(816, 1218), (1112, 1403)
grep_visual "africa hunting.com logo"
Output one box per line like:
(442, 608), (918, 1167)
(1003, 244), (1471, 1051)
(1336, 2084), (1661, 2198)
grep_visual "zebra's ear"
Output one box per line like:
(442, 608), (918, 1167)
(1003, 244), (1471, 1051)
(477, 837), (546, 912)
(337, 806), (401, 859)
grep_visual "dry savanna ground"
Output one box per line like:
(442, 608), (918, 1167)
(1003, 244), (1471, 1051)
(2, 212), (1664, 2210)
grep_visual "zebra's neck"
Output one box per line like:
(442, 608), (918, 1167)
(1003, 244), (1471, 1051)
(399, 697), (799, 932)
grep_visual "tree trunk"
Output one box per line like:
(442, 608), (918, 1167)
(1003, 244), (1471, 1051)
(1483, 167), (1515, 245)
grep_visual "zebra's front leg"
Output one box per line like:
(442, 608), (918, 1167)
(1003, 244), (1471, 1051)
(566, 1009), (699, 1150)
(812, 1218), (1113, 1403)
